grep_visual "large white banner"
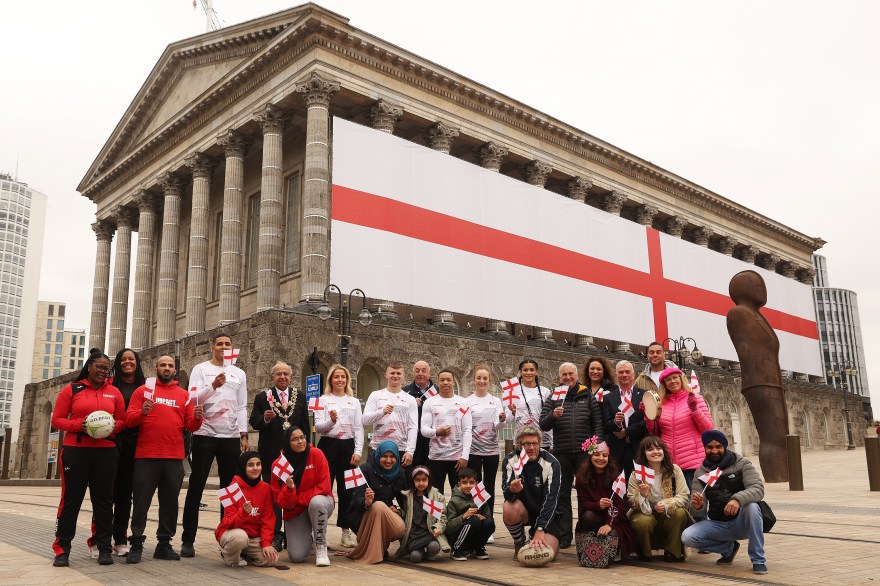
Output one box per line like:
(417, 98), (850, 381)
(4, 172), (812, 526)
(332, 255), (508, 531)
(330, 118), (821, 375)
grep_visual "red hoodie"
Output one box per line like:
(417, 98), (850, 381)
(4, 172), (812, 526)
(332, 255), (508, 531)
(125, 382), (202, 459)
(270, 447), (333, 520)
(51, 379), (125, 448)
(214, 475), (276, 548)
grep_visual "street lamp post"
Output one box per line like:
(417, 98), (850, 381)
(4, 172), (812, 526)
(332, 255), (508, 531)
(318, 284), (372, 368)
(660, 336), (702, 370)
(827, 359), (856, 450)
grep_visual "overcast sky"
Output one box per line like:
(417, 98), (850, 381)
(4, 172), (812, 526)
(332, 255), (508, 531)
(4, 1), (878, 408)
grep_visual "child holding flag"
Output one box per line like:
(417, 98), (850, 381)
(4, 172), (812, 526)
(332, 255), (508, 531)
(397, 467), (450, 562)
(445, 468), (495, 561)
(214, 451), (278, 567)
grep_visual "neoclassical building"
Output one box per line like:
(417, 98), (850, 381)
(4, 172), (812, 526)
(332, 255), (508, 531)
(13, 3), (866, 479)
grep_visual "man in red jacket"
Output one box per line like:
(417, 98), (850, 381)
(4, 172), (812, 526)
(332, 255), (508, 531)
(125, 356), (203, 563)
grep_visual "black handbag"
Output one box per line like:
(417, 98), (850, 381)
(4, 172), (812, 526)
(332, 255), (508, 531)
(758, 500), (776, 533)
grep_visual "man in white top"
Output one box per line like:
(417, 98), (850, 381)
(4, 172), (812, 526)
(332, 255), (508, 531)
(362, 361), (417, 467)
(180, 333), (248, 557)
(634, 341), (677, 392)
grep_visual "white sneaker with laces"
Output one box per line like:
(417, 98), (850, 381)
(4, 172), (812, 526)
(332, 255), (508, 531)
(340, 530), (357, 548)
(315, 545), (330, 567)
(487, 534), (495, 544)
(113, 544), (130, 556)
(88, 544), (99, 559)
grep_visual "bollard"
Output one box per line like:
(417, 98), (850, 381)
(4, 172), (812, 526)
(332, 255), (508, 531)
(785, 434), (803, 491)
(866, 437), (880, 491)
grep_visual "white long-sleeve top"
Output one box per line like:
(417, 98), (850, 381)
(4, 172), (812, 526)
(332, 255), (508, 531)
(188, 361), (248, 438)
(421, 394), (473, 461)
(506, 384), (553, 449)
(313, 393), (364, 455)
(466, 393), (505, 456)
(362, 388), (418, 454)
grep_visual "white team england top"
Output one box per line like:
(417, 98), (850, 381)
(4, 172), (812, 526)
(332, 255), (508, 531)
(313, 394), (364, 455)
(506, 383), (553, 449)
(465, 393), (505, 457)
(421, 394), (473, 461)
(188, 361), (248, 438)
(362, 388), (418, 453)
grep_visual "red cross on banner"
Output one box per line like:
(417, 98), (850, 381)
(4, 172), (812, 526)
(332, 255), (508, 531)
(470, 481), (490, 508)
(425, 385), (438, 398)
(633, 463), (656, 485)
(344, 467), (367, 490)
(222, 348), (240, 366)
(422, 496), (444, 520)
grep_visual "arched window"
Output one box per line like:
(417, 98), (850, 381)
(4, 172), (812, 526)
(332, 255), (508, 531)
(356, 364), (381, 400)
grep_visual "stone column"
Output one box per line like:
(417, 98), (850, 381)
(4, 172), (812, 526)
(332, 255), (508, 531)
(693, 227), (713, 247)
(524, 160), (552, 187)
(131, 191), (159, 351)
(156, 173), (182, 344)
(218, 129), (247, 323)
(718, 237), (736, 256)
(759, 253), (780, 272)
(184, 153), (212, 336)
(739, 245), (758, 264)
(255, 104), (287, 312)
(480, 142), (508, 172)
(371, 99), (403, 133)
(603, 191), (627, 215)
(636, 204), (658, 226)
(666, 216), (687, 237)
(574, 334), (597, 350)
(779, 261), (797, 280)
(425, 122), (459, 154)
(729, 361), (741, 373)
(107, 207), (137, 355)
(88, 221), (115, 351)
(296, 72), (340, 303)
(567, 177), (591, 203)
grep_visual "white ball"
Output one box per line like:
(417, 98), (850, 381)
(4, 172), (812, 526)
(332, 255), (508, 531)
(84, 410), (115, 439)
(516, 543), (556, 567)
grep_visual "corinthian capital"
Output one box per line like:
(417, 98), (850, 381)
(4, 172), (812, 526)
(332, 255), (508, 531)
(254, 103), (288, 134)
(218, 129), (248, 158)
(717, 236), (736, 256)
(738, 244), (758, 264)
(479, 142), (508, 171)
(603, 191), (627, 215)
(425, 122), (459, 153)
(666, 216), (687, 237)
(295, 71), (340, 107)
(92, 220), (115, 242)
(636, 204), (658, 226)
(524, 160), (552, 187)
(158, 172), (182, 196)
(779, 261), (798, 279)
(693, 227), (713, 247)
(185, 152), (213, 180)
(567, 176), (592, 202)
(759, 253), (780, 271)
(371, 99), (403, 133)
(797, 266), (816, 284)
(113, 206), (138, 229)
(132, 190), (159, 214)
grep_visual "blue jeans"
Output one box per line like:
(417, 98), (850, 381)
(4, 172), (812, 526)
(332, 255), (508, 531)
(682, 501), (765, 564)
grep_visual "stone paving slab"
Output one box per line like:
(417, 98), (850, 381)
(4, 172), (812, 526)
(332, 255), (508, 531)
(0, 447), (877, 585)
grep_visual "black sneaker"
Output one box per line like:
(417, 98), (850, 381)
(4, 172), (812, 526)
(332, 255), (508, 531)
(53, 553), (70, 567)
(154, 542), (181, 560)
(450, 549), (468, 561)
(271, 535), (284, 552)
(127, 542), (143, 564)
(98, 551), (114, 565)
(198, 503), (208, 510)
(717, 541), (740, 565)
(559, 538), (572, 549)
(180, 542), (195, 558)
(473, 547), (490, 560)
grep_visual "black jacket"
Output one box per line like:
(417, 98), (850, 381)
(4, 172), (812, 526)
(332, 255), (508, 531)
(249, 387), (309, 458)
(539, 382), (603, 453)
(347, 460), (407, 534)
(403, 380), (434, 466)
(601, 386), (648, 467)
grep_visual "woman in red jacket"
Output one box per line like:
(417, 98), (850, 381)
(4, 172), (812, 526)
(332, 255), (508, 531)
(271, 426), (335, 567)
(50, 349), (125, 567)
(215, 451), (278, 567)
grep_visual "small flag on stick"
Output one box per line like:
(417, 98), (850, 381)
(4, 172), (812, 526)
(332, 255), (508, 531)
(698, 467), (722, 494)
(500, 378), (522, 406)
(512, 447), (529, 476)
(422, 496), (444, 519)
(611, 471), (627, 499)
(344, 467), (367, 490)
(223, 348), (240, 366)
(308, 396), (324, 412)
(552, 385), (568, 401)
(633, 463), (656, 485)
(272, 454), (293, 483)
(690, 370), (701, 394)
(217, 482), (244, 507)
(470, 481), (490, 508)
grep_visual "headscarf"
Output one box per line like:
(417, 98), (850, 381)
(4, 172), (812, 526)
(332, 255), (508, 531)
(238, 450), (263, 487)
(701, 429), (729, 448)
(281, 425), (310, 487)
(373, 440), (401, 482)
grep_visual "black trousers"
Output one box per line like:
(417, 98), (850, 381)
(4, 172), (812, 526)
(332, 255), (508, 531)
(130, 458), (184, 544)
(554, 451), (589, 544)
(467, 454), (499, 516)
(451, 516), (496, 552)
(317, 436), (356, 528)
(182, 435), (240, 544)
(429, 460), (459, 494)
(87, 433), (137, 548)
(53, 446), (118, 556)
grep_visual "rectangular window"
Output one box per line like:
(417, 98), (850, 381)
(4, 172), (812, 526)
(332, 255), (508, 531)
(56, 332), (63, 342)
(53, 357), (61, 367)
(80, 335), (85, 345)
(43, 355), (49, 365)
(70, 347), (76, 357)
(44, 343), (50, 354)
(284, 173), (302, 274)
(78, 347), (84, 358)
(42, 369), (48, 379)
(55, 344), (62, 354)
(45, 332), (51, 341)
(246, 193), (261, 289)
(48, 304), (54, 316)
(53, 369), (60, 377)
(69, 359), (75, 370)
(57, 319), (64, 329)
(46, 318), (52, 329)
(59, 305), (65, 317)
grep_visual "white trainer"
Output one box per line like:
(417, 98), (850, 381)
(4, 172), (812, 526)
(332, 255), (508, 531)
(88, 544), (99, 559)
(487, 534), (495, 544)
(113, 544), (130, 556)
(340, 530), (358, 548)
(315, 545), (330, 567)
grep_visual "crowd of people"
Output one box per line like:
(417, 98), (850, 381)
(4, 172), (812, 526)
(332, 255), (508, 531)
(49, 335), (769, 576)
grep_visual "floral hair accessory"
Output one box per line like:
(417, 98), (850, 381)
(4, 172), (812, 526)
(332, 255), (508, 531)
(581, 435), (600, 453)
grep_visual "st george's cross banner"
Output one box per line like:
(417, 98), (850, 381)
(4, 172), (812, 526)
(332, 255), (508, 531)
(329, 118), (821, 376)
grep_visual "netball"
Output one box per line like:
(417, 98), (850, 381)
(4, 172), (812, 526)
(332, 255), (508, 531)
(84, 410), (115, 439)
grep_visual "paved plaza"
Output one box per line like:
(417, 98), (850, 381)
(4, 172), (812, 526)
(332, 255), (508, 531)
(0, 447), (877, 585)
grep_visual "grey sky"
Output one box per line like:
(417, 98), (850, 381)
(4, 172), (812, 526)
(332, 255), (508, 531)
(4, 1), (877, 408)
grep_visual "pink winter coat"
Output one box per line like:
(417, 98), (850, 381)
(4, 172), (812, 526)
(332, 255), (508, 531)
(645, 391), (713, 471)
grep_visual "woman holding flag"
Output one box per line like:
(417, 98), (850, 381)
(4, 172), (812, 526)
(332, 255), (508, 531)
(421, 369), (473, 493)
(574, 438), (634, 561)
(506, 359), (553, 450)
(314, 364), (363, 548)
(271, 426), (334, 566)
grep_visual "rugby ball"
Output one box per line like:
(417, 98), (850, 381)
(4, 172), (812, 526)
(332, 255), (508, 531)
(84, 410), (115, 439)
(516, 543), (556, 567)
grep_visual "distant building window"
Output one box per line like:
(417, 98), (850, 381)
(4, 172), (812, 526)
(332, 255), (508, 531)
(56, 332), (63, 342)
(69, 359), (75, 370)
(42, 368), (48, 379)
(55, 344), (62, 354)
(57, 320), (64, 329)
(53, 357), (61, 367)
(47, 319), (52, 329)
(78, 348), (84, 358)
(70, 348), (75, 357)
(80, 335), (84, 345)
(48, 304), (54, 316)
(78, 359), (83, 368)
(53, 369), (60, 377)
(44, 344), (50, 354)
(43, 356), (49, 365)
(59, 305), (65, 317)
(45, 332), (51, 341)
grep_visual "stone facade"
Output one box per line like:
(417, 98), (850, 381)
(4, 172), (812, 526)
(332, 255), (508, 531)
(15, 310), (866, 479)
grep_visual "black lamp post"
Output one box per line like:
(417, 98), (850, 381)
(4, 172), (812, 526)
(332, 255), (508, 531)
(827, 359), (856, 450)
(660, 336), (702, 370)
(318, 284), (372, 368)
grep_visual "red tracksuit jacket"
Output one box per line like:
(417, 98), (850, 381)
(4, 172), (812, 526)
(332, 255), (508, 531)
(270, 448), (333, 520)
(125, 382), (202, 459)
(214, 475), (276, 548)
(51, 379), (125, 448)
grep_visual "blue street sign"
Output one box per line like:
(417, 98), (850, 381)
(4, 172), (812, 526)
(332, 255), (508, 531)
(306, 374), (321, 401)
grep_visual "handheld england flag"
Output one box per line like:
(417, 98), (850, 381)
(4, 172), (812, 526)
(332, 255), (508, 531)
(611, 471), (627, 499)
(422, 496), (444, 520)
(690, 370), (701, 394)
(272, 454), (293, 483)
(217, 482), (244, 507)
(595, 388), (608, 403)
(633, 463), (656, 485)
(500, 378), (523, 406)
(223, 348), (240, 366)
(470, 481), (490, 508)
(552, 385), (568, 401)
(344, 467), (367, 490)
(308, 396), (324, 412)
(424, 385), (439, 398)
(620, 395), (635, 418)
(144, 377), (156, 401)
(512, 447), (529, 476)
(456, 405), (469, 420)
(698, 467), (722, 493)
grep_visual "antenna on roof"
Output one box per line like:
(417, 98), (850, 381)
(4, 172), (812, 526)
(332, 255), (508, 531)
(194, 0), (224, 33)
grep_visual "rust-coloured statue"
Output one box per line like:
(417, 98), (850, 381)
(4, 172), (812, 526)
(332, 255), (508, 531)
(726, 270), (789, 482)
